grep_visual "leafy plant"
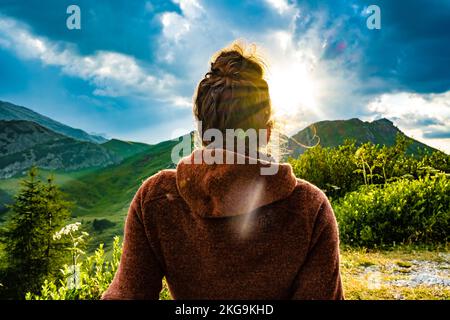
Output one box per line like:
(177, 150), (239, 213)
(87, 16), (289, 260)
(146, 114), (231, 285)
(26, 235), (122, 300)
(26, 235), (172, 300)
(289, 140), (363, 199)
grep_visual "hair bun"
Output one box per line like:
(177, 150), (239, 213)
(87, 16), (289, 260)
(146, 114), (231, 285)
(210, 54), (244, 80)
(194, 41), (273, 146)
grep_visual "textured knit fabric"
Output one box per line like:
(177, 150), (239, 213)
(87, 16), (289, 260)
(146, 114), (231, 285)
(102, 149), (343, 300)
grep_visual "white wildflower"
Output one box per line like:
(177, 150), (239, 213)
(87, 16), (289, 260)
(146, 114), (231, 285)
(53, 222), (83, 240)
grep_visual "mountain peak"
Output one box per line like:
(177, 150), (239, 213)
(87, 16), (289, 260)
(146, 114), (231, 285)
(288, 117), (435, 158)
(372, 117), (394, 125)
(0, 100), (107, 144)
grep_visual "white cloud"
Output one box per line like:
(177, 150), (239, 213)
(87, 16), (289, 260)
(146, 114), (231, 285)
(0, 16), (175, 98)
(366, 91), (450, 153)
(159, 0), (205, 45)
(170, 95), (193, 109)
(264, 0), (292, 15)
(154, 1), (215, 111)
(172, 0), (204, 19)
(160, 12), (191, 44)
(259, 10), (373, 135)
(154, 1), (372, 136)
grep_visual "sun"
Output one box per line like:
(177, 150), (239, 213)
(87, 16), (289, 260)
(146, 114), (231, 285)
(266, 61), (318, 117)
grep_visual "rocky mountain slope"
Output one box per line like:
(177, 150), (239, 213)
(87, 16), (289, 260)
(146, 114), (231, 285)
(0, 100), (107, 144)
(0, 120), (121, 178)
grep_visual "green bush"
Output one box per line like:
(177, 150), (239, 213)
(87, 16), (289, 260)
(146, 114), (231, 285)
(289, 140), (362, 199)
(92, 218), (116, 232)
(289, 134), (450, 200)
(334, 173), (450, 247)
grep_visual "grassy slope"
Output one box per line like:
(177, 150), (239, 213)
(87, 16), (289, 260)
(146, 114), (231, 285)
(101, 139), (152, 159)
(60, 138), (179, 250)
(64, 138), (178, 217)
(0, 167), (101, 221)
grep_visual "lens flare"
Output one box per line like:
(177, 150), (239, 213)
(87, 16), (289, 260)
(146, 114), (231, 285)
(237, 179), (265, 238)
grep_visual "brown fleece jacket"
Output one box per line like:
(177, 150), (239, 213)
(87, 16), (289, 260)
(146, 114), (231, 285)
(102, 149), (343, 300)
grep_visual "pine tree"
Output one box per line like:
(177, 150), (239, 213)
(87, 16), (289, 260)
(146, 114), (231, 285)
(42, 174), (71, 279)
(0, 167), (71, 298)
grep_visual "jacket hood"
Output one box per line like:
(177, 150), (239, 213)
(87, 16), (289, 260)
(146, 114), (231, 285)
(176, 148), (297, 218)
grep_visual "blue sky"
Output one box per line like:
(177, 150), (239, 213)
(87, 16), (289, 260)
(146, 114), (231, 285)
(0, 0), (449, 152)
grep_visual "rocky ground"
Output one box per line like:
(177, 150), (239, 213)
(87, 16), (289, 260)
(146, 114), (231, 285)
(340, 248), (449, 300)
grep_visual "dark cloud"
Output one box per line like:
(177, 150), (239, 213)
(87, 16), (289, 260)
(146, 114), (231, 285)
(293, 0), (450, 94)
(423, 129), (450, 139)
(414, 117), (445, 127)
(354, 0), (450, 94)
(3, 0), (448, 95)
(0, 0), (178, 61)
(391, 115), (445, 128)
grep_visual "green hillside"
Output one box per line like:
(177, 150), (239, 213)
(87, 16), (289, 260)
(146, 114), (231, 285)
(60, 137), (182, 249)
(101, 139), (152, 159)
(0, 167), (101, 217)
(288, 118), (437, 158)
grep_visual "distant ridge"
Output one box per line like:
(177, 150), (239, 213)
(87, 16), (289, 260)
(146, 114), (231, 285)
(101, 139), (152, 159)
(0, 100), (107, 144)
(288, 118), (437, 158)
(0, 120), (121, 179)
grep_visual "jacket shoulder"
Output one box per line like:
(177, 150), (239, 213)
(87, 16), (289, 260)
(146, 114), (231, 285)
(137, 169), (178, 205)
(281, 178), (332, 221)
(293, 178), (329, 204)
